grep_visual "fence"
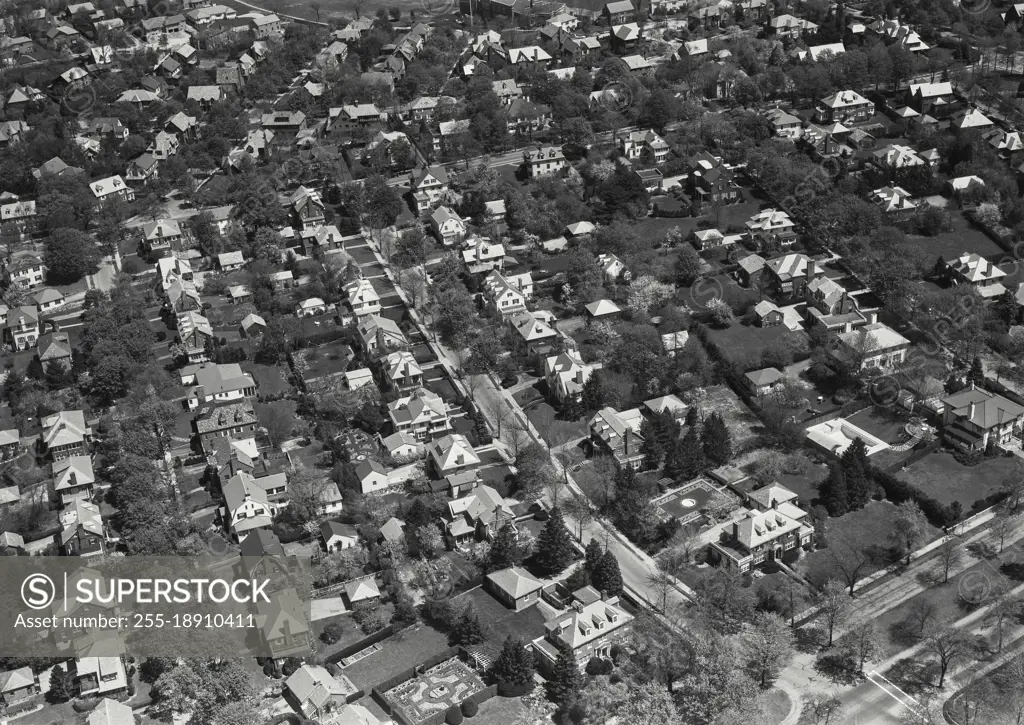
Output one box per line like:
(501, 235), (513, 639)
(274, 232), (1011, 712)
(313, 572), (381, 600)
(326, 624), (398, 665)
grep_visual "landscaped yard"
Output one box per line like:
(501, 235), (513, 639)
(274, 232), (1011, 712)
(385, 658), (486, 725)
(796, 500), (943, 588)
(841, 406), (918, 471)
(341, 623), (450, 691)
(704, 320), (809, 373)
(701, 384), (762, 448)
(899, 449), (1016, 513)
(474, 693), (531, 725)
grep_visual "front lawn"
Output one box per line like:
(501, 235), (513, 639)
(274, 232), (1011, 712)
(796, 500), (943, 588)
(899, 449), (1016, 513)
(525, 401), (587, 447)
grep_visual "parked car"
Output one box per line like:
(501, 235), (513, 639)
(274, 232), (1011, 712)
(501, 374), (518, 388)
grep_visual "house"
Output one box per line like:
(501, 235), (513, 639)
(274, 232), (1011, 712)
(805, 276), (876, 332)
(545, 351), (594, 404)
(285, 666), (358, 721)
(126, 153), (159, 185)
(177, 310), (214, 361)
(0, 429), (20, 460)
(483, 270), (532, 317)
(0, 667), (38, 705)
(383, 350), (422, 390)
(444, 483), (513, 544)
(604, 0), (635, 24)
(737, 254), (765, 287)
(217, 251), (246, 272)
(388, 388), (451, 441)
(357, 314), (408, 354)
(508, 310), (558, 355)
(89, 175), (134, 205)
(523, 146), (566, 178)
(290, 186), (325, 232)
(689, 151), (738, 211)
(410, 165), (449, 214)
(343, 278), (380, 316)
(492, 79), (523, 105)
(250, 12), (283, 37)
(296, 297), (327, 318)
(871, 186), (917, 221)
(764, 108), (803, 139)
(597, 253), (629, 282)
(354, 459), (390, 494)
(710, 501), (813, 572)
(768, 13), (818, 38)
(38, 331), (73, 371)
(378, 431), (423, 461)
(745, 367), (784, 396)
(186, 85), (224, 107)
(532, 589), (634, 676)
(345, 368), (374, 391)
(344, 578), (381, 607)
(60, 498), (105, 556)
(6, 305), (39, 351)
(485, 200), (507, 224)
(753, 300), (784, 327)
(815, 90), (873, 124)
(428, 433), (481, 478)
(254, 587), (309, 658)
(943, 252), (1007, 299)
(942, 382), (1024, 453)
(148, 130), (179, 160)
(68, 657), (127, 698)
(462, 236), (505, 273)
(194, 401), (259, 454)
(610, 23), (641, 53)
(165, 111), (199, 140)
(585, 298), (621, 320)
(222, 469), (273, 541)
(872, 143), (925, 170)
(182, 363), (257, 409)
(589, 407), (645, 469)
(429, 206), (466, 247)
(984, 129), (1024, 165)
(833, 322), (911, 371)
(746, 209), (796, 248)
(620, 130), (669, 164)
(143, 219), (182, 253)
(906, 81), (957, 118)
(952, 108), (993, 132)
(380, 517), (406, 544)
(487, 566), (544, 610)
(241, 313), (267, 338)
(763, 253), (824, 298)
(320, 520), (359, 551)
(0, 120), (29, 149)
(53, 455), (95, 505)
(4, 251), (45, 288)
(42, 410), (91, 461)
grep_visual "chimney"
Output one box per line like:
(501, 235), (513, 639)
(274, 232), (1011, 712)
(575, 369), (584, 384)
(623, 427), (632, 454)
(771, 497), (777, 510)
(69, 472), (77, 486)
(572, 600), (584, 613)
(732, 520), (739, 539)
(968, 400), (976, 421)
(970, 380), (976, 391)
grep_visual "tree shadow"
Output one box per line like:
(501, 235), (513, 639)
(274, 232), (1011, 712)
(813, 652), (864, 686)
(795, 626), (826, 654)
(887, 657), (939, 694)
(967, 541), (998, 560)
(999, 562), (1024, 581)
(889, 620), (922, 648)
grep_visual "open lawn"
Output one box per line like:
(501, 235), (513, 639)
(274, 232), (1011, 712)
(704, 320), (808, 373)
(901, 213), (1004, 269)
(451, 585), (550, 657)
(525, 401), (587, 447)
(474, 694), (531, 725)
(243, 361), (292, 396)
(899, 449), (1016, 513)
(341, 623), (450, 690)
(796, 500), (942, 587)
(681, 274), (760, 318)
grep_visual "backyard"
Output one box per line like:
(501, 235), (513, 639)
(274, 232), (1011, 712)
(841, 406), (920, 471)
(704, 320), (809, 373)
(701, 384), (762, 448)
(899, 449), (1016, 513)
(901, 212), (1005, 269)
(384, 658), (486, 725)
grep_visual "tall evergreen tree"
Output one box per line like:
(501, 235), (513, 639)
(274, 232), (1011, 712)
(452, 606), (486, 646)
(968, 356), (985, 386)
(535, 507), (575, 576)
(639, 418), (664, 470)
(591, 549), (624, 596)
(584, 538), (604, 574)
(701, 412), (733, 466)
(48, 666), (74, 702)
(490, 636), (535, 691)
(485, 523), (521, 573)
(944, 373), (964, 395)
(666, 427), (705, 480)
(841, 438), (871, 510)
(547, 642), (585, 708)
(580, 371), (610, 412)
(819, 462), (848, 517)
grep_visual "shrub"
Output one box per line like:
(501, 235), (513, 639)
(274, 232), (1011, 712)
(585, 656), (605, 676)
(446, 706), (464, 725)
(461, 700), (479, 717)
(320, 622), (343, 644)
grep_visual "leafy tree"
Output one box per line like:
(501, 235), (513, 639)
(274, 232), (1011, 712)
(700, 412), (732, 466)
(818, 579), (852, 647)
(591, 549), (624, 596)
(706, 297), (734, 326)
(286, 465), (335, 524)
(664, 427), (705, 481)
(744, 611), (795, 687)
(415, 524), (444, 557)
(891, 500), (928, 565)
(694, 568), (756, 634)
(675, 244), (702, 286)
(618, 682), (680, 725)
(485, 523), (524, 573)
(45, 227), (100, 283)
(48, 665), (75, 702)
(843, 621), (883, 673)
(535, 507), (575, 576)
(490, 636), (535, 691)
(923, 625), (972, 688)
(363, 174), (404, 236)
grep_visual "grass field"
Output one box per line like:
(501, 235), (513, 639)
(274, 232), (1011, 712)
(796, 500), (942, 588)
(703, 383), (761, 448)
(704, 319), (809, 372)
(899, 449), (1017, 512)
(902, 213), (1005, 269)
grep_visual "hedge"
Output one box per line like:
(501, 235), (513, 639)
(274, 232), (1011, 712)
(872, 468), (959, 528)
(446, 707), (464, 725)
(461, 700), (479, 717)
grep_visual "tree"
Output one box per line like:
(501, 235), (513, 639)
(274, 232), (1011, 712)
(485, 523), (523, 572)
(840, 438), (871, 510)
(45, 227), (100, 283)
(675, 243), (703, 286)
(842, 621), (883, 673)
(818, 579), (852, 647)
(452, 605), (486, 646)
(591, 549), (624, 597)
(700, 412), (732, 465)
(535, 507), (575, 576)
(938, 535), (962, 583)
(617, 682), (681, 725)
(923, 624), (973, 687)
(706, 297), (734, 326)
(693, 568), (756, 635)
(286, 465), (334, 524)
(363, 174), (404, 246)
(802, 695), (843, 725)
(256, 400), (296, 448)
(891, 500), (928, 565)
(48, 665), (75, 702)
(585, 538), (604, 573)
(968, 355), (985, 386)
(415, 524), (444, 557)
(818, 463), (848, 517)
(986, 574), (1017, 653)
(320, 622), (344, 644)
(744, 611), (795, 687)
(829, 543), (877, 595)
(563, 495), (594, 540)
(547, 642), (585, 708)
(490, 636), (535, 692)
